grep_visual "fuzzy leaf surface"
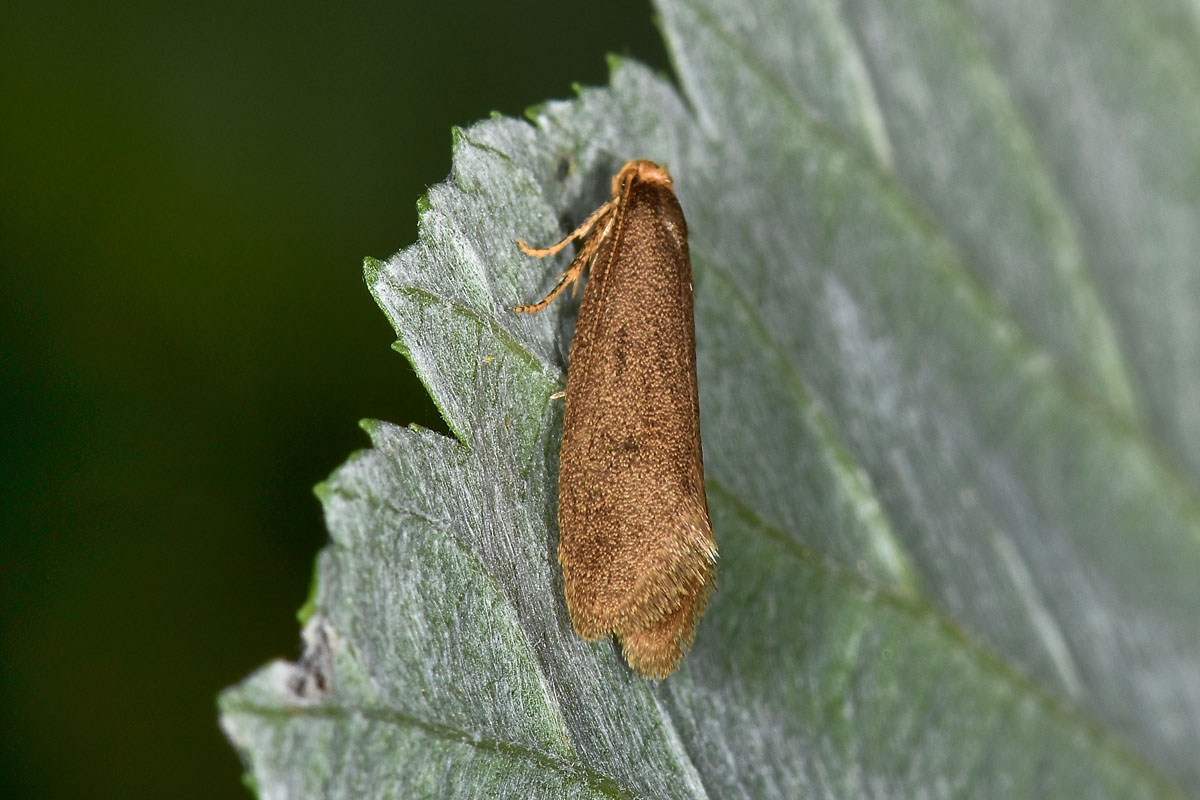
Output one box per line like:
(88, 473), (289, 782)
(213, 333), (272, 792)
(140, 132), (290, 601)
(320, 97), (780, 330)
(221, 1), (1200, 796)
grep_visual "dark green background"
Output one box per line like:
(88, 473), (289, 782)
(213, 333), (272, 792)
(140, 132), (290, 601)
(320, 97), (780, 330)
(0, 3), (667, 797)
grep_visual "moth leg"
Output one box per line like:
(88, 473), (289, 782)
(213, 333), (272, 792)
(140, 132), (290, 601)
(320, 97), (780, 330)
(514, 242), (590, 313)
(516, 199), (612, 257)
(571, 214), (616, 299)
(515, 209), (610, 313)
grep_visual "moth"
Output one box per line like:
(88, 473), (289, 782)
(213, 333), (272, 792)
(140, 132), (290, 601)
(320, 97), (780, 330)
(516, 159), (716, 678)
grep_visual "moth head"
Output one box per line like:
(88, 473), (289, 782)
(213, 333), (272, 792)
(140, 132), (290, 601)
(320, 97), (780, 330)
(613, 159), (673, 197)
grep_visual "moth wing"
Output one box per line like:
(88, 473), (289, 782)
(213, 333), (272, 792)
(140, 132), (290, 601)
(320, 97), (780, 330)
(615, 494), (716, 678)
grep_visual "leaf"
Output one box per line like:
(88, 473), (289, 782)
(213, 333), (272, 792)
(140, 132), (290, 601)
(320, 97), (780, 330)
(219, 0), (1200, 797)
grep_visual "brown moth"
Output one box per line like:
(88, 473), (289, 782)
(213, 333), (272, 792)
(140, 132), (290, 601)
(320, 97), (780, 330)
(516, 159), (716, 678)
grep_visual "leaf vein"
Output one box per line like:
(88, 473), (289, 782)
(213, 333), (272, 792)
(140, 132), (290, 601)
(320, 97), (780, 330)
(224, 701), (641, 800)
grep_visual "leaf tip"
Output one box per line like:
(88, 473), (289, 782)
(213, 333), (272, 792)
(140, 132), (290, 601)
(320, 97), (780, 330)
(239, 769), (259, 795)
(523, 103), (546, 122)
(295, 558), (321, 625)
(362, 256), (383, 285)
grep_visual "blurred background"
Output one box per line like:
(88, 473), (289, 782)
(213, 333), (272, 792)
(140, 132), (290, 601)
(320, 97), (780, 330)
(0, 2), (668, 797)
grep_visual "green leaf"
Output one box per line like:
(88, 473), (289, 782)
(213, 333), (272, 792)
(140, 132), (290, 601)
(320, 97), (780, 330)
(219, 0), (1200, 797)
